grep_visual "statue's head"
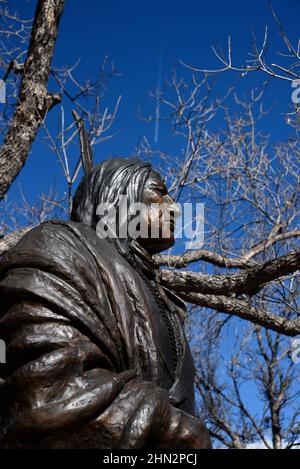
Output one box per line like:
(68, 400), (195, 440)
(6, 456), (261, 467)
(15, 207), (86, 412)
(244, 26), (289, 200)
(71, 158), (180, 256)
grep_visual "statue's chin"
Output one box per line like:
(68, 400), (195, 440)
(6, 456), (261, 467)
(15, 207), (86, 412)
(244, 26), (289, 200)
(141, 236), (175, 256)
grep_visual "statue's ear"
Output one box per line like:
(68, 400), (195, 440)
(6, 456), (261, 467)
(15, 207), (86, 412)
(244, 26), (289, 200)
(72, 110), (94, 176)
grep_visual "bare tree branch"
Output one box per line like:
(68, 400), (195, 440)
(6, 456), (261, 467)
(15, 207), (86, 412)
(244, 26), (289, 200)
(155, 230), (300, 269)
(180, 6), (300, 84)
(0, 0), (64, 200)
(182, 291), (300, 336)
(160, 249), (300, 296)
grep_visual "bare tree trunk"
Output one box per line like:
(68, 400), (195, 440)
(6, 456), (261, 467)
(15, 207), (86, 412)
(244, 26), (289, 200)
(0, 0), (64, 200)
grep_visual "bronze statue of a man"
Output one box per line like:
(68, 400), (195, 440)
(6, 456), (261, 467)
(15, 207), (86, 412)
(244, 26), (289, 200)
(0, 152), (211, 449)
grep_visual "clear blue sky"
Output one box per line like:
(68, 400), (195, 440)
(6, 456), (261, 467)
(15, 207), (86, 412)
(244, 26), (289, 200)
(4, 0), (300, 204)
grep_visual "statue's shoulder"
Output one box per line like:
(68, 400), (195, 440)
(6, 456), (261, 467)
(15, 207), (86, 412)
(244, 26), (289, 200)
(6, 220), (91, 252)
(14, 219), (108, 248)
(1, 221), (135, 293)
(1, 220), (113, 269)
(24, 219), (92, 239)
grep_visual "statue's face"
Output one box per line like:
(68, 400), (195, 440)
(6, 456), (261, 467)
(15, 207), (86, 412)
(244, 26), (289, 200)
(138, 170), (180, 255)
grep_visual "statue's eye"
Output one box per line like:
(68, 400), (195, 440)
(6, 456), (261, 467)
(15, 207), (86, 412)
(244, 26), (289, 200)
(150, 186), (164, 196)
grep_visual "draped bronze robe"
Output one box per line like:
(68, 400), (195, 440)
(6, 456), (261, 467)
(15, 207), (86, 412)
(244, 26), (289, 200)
(0, 220), (210, 448)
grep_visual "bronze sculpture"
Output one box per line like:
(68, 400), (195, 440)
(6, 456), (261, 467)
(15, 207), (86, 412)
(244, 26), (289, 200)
(0, 127), (211, 449)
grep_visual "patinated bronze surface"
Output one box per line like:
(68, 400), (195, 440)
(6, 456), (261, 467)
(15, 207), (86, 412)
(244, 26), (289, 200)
(0, 156), (211, 449)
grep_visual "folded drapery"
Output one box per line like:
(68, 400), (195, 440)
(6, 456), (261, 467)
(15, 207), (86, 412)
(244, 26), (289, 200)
(0, 220), (210, 449)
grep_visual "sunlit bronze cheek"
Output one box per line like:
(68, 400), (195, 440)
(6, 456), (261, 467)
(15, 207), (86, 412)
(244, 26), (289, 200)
(139, 206), (158, 239)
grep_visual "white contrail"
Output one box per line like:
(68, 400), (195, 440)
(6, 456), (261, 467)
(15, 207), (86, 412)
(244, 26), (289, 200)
(154, 36), (163, 144)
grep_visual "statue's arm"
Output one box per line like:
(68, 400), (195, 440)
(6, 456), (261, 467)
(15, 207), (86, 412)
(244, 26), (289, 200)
(0, 223), (210, 448)
(0, 300), (210, 449)
(0, 300), (134, 446)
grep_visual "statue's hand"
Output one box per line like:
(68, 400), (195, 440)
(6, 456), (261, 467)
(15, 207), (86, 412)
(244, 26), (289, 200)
(155, 406), (211, 449)
(90, 377), (210, 449)
(113, 379), (211, 449)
